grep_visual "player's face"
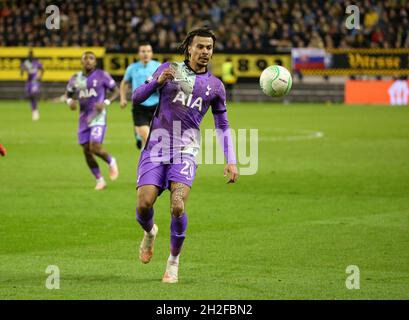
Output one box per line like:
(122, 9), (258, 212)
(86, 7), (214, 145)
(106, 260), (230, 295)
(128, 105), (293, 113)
(188, 36), (214, 68)
(81, 53), (97, 72)
(139, 45), (153, 64)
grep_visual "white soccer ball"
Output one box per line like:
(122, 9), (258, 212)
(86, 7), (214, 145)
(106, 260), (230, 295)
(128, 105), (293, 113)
(259, 65), (292, 97)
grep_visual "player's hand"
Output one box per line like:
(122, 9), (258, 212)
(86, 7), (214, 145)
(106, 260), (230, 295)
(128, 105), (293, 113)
(68, 99), (77, 110)
(157, 67), (175, 85)
(94, 102), (105, 112)
(224, 164), (238, 184)
(86, 110), (99, 125)
(120, 98), (127, 109)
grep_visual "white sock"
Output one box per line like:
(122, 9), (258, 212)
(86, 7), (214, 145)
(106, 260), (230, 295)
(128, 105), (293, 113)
(168, 254), (180, 264)
(147, 225), (156, 237)
(97, 177), (105, 183)
(109, 157), (116, 167)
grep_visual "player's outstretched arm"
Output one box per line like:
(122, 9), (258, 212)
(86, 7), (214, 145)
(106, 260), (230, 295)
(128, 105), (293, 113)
(212, 84), (238, 184)
(132, 64), (174, 104)
(132, 80), (157, 105)
(214, 114), (238, 184)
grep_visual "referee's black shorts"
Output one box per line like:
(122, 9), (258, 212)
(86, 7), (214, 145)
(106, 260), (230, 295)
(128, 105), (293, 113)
(132, 103), (157, 126)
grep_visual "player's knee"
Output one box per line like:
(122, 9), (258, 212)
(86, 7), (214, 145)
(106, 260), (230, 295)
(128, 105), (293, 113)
(82, 145), (92, 156)
(89, 143), (100, 154)
(137, 195), (154, 214)
(171, 201), (184, 218)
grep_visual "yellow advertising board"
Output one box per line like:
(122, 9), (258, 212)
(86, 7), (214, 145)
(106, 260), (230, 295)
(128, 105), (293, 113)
(0, 47), (105, 81)
(0, 47), (290, 80)
(104, 53), (291, 78)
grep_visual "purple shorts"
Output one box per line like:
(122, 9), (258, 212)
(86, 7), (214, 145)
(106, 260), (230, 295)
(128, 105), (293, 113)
(137, 149), (198, 193)
(78, 125), (106, 145)
(26, 81), (40, 96)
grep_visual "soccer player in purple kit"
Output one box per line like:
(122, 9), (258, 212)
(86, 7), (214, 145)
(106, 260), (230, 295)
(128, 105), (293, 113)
(20, 50), (44, 121)
(66, 52), (120, 190)
(132, 28), (239, 283)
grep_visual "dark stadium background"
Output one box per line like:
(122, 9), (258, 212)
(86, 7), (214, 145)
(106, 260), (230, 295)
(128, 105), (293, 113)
(1, 0), (408, 102)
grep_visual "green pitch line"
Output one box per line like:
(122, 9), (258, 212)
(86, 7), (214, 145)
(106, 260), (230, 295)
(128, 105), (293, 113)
(0, 101), (408, 299)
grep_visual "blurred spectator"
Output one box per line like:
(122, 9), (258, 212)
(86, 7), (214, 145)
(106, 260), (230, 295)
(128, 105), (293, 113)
(0, 0), (407, 50)
(221, 57), (237, 101)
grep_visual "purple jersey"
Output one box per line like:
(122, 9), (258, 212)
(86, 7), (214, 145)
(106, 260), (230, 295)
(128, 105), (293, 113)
(21, 59), (43, 83)
(132, 61), (236, 164)
(66, 69), (116, 131)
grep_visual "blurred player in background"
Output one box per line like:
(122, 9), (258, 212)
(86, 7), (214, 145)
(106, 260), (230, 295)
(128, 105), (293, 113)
(66, 52), (120, 190)
(132, 28), (238, 283)
(20, 50), (44, 121)
(120, 43), (161, 149)
(221, 57), (237, 102)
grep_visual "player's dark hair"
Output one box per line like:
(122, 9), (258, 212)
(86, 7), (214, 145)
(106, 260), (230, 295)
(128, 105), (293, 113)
(179, 27), (216, 60)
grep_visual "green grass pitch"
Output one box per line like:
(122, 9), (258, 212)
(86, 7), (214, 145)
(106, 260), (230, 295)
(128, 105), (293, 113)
(0, 100), (408, 299)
